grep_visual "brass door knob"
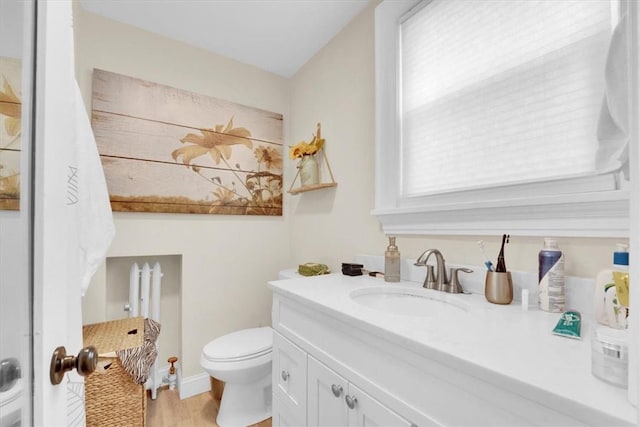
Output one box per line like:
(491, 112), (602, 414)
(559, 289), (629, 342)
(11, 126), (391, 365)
(50, 345), (98, 385)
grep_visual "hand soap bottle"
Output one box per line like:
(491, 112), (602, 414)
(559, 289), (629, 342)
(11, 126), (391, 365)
(384, 236), (400, 282)
(594, 244), (629, 329)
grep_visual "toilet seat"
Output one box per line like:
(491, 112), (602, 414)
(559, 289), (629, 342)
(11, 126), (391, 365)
(202, 326), (272, 362)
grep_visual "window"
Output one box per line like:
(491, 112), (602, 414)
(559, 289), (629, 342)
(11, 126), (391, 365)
(374, 0), (629, 237)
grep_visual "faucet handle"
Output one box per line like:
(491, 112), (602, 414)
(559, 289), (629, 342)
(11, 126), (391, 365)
(423, 265), (437, 289)
(449, 268), (473, 294)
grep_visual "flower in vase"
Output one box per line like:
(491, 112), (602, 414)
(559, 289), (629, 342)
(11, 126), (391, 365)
(289, 132), (325, 160)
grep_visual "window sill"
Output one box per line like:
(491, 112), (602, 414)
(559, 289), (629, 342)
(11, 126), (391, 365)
(372, 190), (629, 237)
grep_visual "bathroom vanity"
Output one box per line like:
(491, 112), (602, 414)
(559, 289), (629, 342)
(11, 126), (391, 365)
(269, 273), (636, 426)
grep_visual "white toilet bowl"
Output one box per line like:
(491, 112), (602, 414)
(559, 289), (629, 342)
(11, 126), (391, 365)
(200, 326), (273, 427)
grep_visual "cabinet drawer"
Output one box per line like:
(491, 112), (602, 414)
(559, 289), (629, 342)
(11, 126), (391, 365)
(273, 331), (307, 419)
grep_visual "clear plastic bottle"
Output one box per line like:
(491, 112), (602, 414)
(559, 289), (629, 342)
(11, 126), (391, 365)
(538, 238), (565, 312)
(384, 236), (400, 282)
(594, 244), (629, 329)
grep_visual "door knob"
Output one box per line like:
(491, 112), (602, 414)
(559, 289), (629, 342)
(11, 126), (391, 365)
(0, 358), (21, 392)
(50, 346), (98, 385)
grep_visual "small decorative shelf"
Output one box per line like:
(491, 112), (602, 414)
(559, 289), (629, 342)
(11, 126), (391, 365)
(288, 182), (338, 195)
(287, 123), (338, 195)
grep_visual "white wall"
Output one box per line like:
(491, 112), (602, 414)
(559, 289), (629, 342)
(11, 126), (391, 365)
(288, 1), (626, 278)
(75, 9), (292, 377)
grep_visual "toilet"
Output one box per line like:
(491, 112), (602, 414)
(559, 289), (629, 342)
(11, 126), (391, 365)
(200, 269), (298, 426)
(200, 326), (273, 426)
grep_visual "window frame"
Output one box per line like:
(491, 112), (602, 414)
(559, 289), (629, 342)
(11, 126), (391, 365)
(373, 0), (629, 237)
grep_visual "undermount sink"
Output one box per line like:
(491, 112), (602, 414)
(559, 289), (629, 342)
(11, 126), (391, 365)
(350, 286), (470, 317)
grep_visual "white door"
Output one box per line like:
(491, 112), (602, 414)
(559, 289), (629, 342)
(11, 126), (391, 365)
(346, 383), (414, 427)
(307, 356), (348, 427)
(33, 0), (92, 425)
(273, 332), (308, 419)
(1, 1), (90, 426)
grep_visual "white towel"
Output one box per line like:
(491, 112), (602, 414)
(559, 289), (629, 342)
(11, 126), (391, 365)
(71, 81), (115, 296)
(596, 9), (629, 177)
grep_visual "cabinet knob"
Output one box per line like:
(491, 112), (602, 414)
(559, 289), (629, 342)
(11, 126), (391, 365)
(345, 394), (358, 410)
(281, 370), (289, 382)
(331, 384), (343, 397)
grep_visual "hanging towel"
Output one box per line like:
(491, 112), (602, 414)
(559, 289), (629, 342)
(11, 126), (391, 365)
(596, 7), (630, 177)
(71, 81), (115, 296)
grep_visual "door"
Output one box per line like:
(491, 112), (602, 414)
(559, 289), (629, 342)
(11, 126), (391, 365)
(307, 356), (348, 426)
(347, 383), (414, 427)
(308, 357), (415, 427)
(273, 332), (307, 420)
(33, 0), (94, 425)
(0, 1), (36, 425)
(1, 1), (91, 426)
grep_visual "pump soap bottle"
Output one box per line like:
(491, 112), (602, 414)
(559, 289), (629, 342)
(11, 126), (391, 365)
(385, 236), (401, 282)
(594, 244), (629, 329)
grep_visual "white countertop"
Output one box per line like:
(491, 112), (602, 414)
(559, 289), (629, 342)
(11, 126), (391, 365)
(269, 273), (637, 425)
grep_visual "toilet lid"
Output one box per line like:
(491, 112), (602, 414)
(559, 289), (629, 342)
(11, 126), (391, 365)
(203, 327), (272, 362)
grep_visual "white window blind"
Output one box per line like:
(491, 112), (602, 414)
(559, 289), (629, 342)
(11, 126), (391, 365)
(400, 0), (613, 197)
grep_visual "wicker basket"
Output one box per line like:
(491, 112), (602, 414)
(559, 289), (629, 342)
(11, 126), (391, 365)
(83, 317), (147, 427)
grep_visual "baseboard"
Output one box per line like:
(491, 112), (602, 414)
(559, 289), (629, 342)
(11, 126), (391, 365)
(179, 372), (211, 400)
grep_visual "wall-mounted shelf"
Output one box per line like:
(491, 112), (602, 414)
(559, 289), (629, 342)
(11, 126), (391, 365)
(288, 182), (338, 195)
(288, 123), (338, 195)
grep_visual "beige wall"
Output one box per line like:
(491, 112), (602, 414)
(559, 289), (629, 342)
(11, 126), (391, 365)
(75, 9), (292, 377)
(288, 1), (626, 277)
(79, 1), (627, 380)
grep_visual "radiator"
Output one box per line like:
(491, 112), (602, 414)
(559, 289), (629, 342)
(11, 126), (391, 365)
(126, 262), (163, 399)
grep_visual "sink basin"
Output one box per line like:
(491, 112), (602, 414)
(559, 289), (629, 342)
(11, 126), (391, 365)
(350, 286), (469, 317)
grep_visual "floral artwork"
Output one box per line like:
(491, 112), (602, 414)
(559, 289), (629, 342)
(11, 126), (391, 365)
(91, 69), (283, 215)
(0, 58), (22, 211)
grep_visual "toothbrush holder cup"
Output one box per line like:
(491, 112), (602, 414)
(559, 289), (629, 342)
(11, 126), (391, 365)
(485, 271), (513, 305)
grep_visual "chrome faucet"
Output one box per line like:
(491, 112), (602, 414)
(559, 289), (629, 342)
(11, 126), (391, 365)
(414, 249), (472, 294)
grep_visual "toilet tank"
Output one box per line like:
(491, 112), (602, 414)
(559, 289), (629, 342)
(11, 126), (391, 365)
(278, 269), (300, 280)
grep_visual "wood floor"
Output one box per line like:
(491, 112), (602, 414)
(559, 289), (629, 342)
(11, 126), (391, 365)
(147, 386), (272, 427)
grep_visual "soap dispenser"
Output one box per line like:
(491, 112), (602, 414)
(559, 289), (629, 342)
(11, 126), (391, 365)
(594, 243), (629, 329)
(385, 236), (400, 282)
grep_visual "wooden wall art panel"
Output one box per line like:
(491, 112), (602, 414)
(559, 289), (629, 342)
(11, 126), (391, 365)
(91, 69), (283, 215)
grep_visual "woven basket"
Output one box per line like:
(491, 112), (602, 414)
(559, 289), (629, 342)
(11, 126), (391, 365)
(83, 317), (146, 427)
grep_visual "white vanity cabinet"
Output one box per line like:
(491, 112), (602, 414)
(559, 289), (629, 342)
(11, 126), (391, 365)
(270, 275), (636, 427)
(307, 355), (414, 427)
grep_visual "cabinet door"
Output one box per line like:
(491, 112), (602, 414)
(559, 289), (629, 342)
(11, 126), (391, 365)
(272, 393), (304, 427)
(347, 383), (415, 427)
(272, 332), (307, 419)
(308, 356), (349, 426)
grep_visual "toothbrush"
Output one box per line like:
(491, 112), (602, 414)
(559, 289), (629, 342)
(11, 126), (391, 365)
(495, 234), (510, 272)
(477, 240), (494, 271)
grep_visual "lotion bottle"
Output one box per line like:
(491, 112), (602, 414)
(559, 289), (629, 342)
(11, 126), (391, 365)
(384, 236), (400, 282)
(538, 238), (565, 312)
(594, 244), (629, 329)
